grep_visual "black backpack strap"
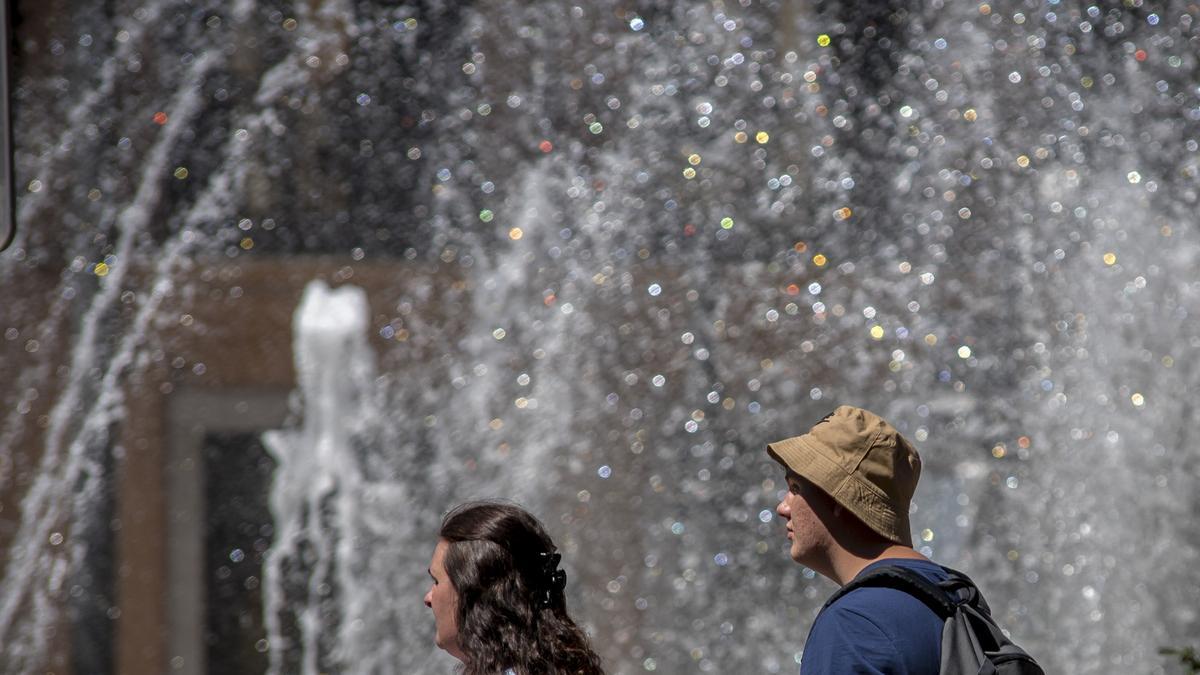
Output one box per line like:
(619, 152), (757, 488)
(823, 565), (959, 618)
(936, 565), (993, 616)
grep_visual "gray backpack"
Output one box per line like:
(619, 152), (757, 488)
(825, 565), (1045, 675)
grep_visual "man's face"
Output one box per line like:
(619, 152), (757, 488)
(775, 470), (835, 565)
(424, 540), (465, 661)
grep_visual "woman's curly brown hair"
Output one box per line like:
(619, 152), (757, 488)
(439, 501), (605, 675)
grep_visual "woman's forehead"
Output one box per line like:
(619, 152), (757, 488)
(431, 539), (450, 565)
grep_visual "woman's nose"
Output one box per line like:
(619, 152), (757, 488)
(423, 589), (433, 608)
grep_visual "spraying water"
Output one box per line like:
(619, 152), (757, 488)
(261, 281), (375, 675)
(1, 1), (1199, 673)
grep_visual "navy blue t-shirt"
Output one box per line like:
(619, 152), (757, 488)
(799, 559), (948, 675)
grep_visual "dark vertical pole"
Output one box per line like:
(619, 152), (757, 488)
(0, 0), (14, 252)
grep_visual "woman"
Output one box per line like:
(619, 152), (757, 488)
(424, 501), (605, 674)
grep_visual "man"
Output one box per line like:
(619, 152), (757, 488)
(768, 405), (945, 674)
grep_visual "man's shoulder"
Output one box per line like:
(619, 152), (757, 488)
(800, 560), (947, 674)
(828, 584), (939, 622)
(823, 560), (950, 630)
(847, 558), (952, 593)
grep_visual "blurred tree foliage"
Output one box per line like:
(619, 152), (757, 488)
(1161, 646), (1200, 674)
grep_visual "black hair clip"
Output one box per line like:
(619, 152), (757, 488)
(536, 551), (567, 608)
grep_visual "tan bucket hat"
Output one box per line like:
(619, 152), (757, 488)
(767, 405), (921, 546)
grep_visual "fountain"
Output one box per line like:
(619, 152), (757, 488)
(1, 1), (1198, 673)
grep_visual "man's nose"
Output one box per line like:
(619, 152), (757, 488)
(424, 589), (433, 608)
(776, 498), (790, 519)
